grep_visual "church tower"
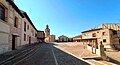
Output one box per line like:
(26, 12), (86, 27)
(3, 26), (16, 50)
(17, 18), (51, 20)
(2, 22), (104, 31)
(45, 25), (50, 37)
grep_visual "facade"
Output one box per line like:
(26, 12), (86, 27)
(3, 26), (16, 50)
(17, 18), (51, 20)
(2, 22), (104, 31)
(58, 35), (68, 42)
(45, 37), (49, 42)
(49, 35), (55, 42)
(45, 35), (56, 42)
(21, 12), (38, 45)
(73, 35), (82, 42)
(0, 0), (24, 53)
(81, 23), (120, 56)
(0, 0), (39, 54)
(68, 38), (73, 42)
(37, 31), (45, 42)
(95, 24), (120, 50)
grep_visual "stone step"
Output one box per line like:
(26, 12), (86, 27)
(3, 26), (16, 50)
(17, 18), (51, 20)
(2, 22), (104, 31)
(105, 48), (118, 52)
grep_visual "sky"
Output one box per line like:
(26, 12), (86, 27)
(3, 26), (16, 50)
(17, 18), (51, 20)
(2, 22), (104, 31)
(15, 0), (120, 38)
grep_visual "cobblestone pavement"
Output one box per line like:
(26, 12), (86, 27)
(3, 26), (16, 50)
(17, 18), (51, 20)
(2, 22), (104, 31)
(54, 42), (117, 65)
(54, 42), (99, 58)
(17, 43), (56, 65)
(17, 43), (89, 65)
(0, 43), (39, 64)
(53, 46), (89, 65)
(105, 51), (120, 64)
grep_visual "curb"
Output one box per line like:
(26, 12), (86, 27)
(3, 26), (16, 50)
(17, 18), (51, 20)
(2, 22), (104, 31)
(54, 45), (117, 65)
(54, 45), (94, 65)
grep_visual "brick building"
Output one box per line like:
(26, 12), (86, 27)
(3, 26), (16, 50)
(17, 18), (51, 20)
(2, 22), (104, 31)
(73, 35), (82, 42)
(81, 24), (120, 56)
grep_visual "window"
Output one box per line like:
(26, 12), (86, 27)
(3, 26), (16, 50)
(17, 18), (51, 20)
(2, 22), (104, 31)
(92, 33), (96, 37)
(35, 33), (37, 37)
(31, 29), (34, 36)
(14, 17), (18, 28)
(102, 32), (105, 35)
(112, 30), (117, 35)
(27, 25), (29, 30)
(0, 5), (5, 21)
(24, 34), (26, 41)
(103, 39), (106, 42)
(24, 22), (26, 32)
(84, 34), (86, 36)
(118, 26), (120, 28)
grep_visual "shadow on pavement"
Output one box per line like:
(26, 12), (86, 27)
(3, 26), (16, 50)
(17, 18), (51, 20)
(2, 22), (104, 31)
(109, 57), (120, 64)
(49, 43), (90, 65)
(1, 43), (90, 65)
(49, 42), (120, 65)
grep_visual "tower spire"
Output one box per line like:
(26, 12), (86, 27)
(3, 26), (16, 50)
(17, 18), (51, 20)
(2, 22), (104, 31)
(46, 25), (49, 29)
(45, 25), (50, 37)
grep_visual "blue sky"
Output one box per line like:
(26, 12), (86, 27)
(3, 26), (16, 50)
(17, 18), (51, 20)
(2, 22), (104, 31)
(15, 0), (120, 38)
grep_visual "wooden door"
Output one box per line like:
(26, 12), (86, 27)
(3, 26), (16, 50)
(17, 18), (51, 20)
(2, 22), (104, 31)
(12, 35), (16, 50)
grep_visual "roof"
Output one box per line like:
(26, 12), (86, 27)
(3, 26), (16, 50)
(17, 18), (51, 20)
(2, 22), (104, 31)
(82, 28), (103, 33)
(6, 0), (24, 18)
(73, 35), (82, 38)
(58, 35), (68, 38)
(37, 30), (44, 32)
(6, 0), (38, 31)
(23, 12), (37, 31)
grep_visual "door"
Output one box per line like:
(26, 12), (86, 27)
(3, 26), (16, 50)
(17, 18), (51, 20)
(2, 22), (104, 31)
(29, 37), (31, 44)
(12, 35), (16, 50)
(119, 39), (120, 44)
(62, 38), (64, 42)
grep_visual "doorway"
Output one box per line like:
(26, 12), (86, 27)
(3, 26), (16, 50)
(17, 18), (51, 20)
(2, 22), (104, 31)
(12, 35), (16, 50)
(29, 37), (31, 44)
(62, 38), (64, 42)
(119, 39), (120, 44)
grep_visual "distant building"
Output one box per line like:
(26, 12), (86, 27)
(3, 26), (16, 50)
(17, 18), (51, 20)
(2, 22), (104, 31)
(49, 35), (56, 42)
(81, 23), (120, 56)
(45, 35), (56, 42)
(73, 35), (82, 42)
(68, 38), (73, 42)
(45, 25), (50, 42)
(37, 31), (45, 42)
(45, 25), (50, 37)
(58, 35), (68, 42)
(44, 25), (56, 42)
